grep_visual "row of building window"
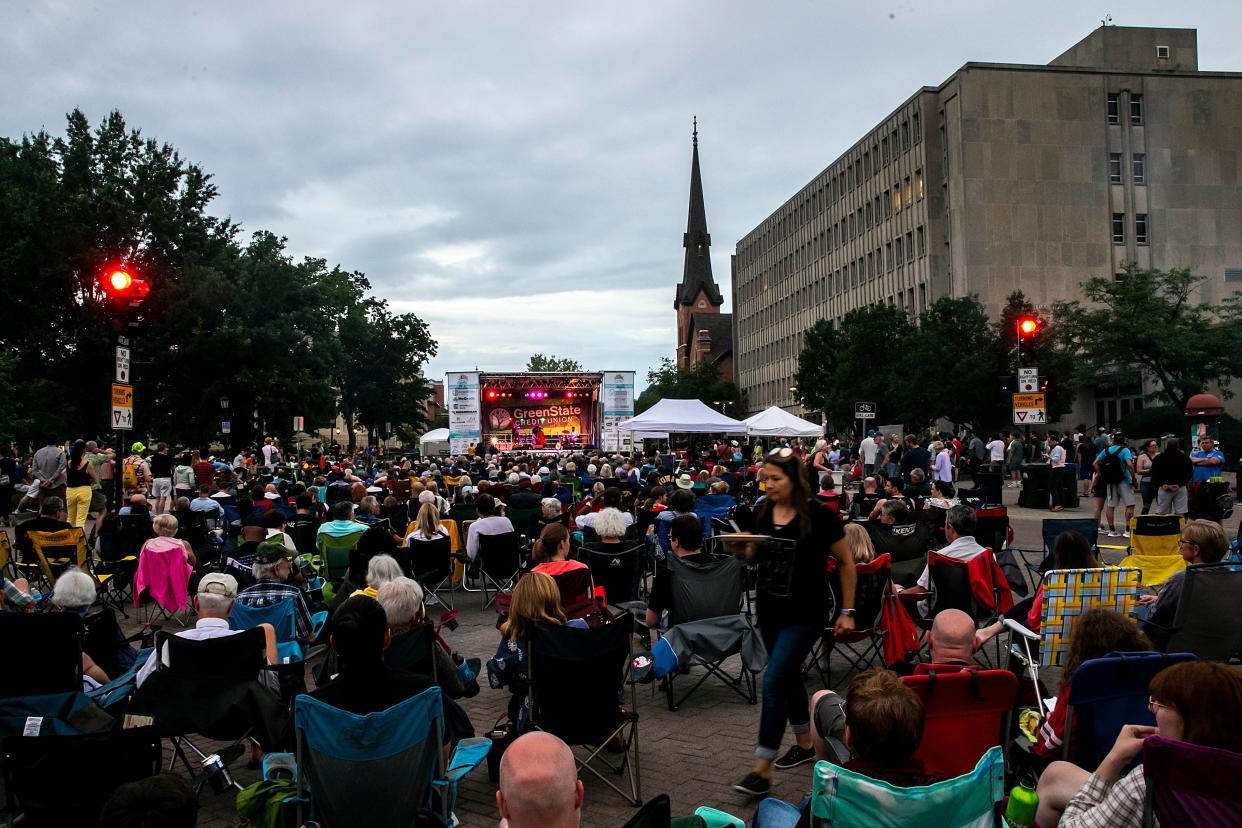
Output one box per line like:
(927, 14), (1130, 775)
(1109, 153), (1145, 184)
(1106, 93), (1143, 125)
(1112, 212), (1150, 245)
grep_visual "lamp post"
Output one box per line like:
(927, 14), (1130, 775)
(219, 395), (230, 454)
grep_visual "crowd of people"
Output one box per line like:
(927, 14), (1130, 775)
(0, 427), (1237, 826)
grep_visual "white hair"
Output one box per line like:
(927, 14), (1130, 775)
(541, 497), (563, 519)
(507, 472), (521, 485)
(587, 464), (597, 475)
(366, 554), (404, 589)
(53, 568), (98, 610)
(599, 464), (613, 479)
(594, 507), (628, 540)
(376, 576), (425, 626)
(195, 591), (233, 615)
(418, 490), (436, 504)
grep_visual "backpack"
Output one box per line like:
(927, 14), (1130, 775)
(1097, 447), (1125, 485)
(122, 458), (141, 489)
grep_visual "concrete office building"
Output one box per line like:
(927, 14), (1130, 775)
(732, 25), (1242, 425)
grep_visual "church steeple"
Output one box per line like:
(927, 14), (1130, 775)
(676, 117), (723, 309)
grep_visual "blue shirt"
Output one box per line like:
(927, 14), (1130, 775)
(1095, 446), (1135, 484)
(1190, 450), (1225, 483)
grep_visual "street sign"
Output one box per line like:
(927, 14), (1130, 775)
(115, 346), (130, 383)
(111, 383), (133, 430)
(1017, 367), (1039, 393)
(1012, 392), (1046, 425)
(855, 402), (877, 419)
(222, 421), (231, 434)
(1018, 367), (1038, 380)
(293, 416), (304, 432)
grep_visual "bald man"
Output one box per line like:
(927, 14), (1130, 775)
(496, 732), (583, 828)
(926, 609), (976, 668)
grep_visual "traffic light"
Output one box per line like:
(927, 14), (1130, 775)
(101, 265), (150, 331)
(1016, 314), (1041, 365)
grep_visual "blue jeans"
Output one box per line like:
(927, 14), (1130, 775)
(756, 621), (821, 759)
(753, 796), (809, 828)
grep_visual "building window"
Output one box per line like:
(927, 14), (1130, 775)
(883, 190), (892, 218)
(1109, 153), (1123, 184)
(863, 151), (871, 178)
(1132, 153), (1146, 184)
(881, 137), (889, 164)
(916, 225), (926, 257)
(892, 187), (902, 213)
(1107, 93), (1119, 124)
(912, 111), (921, 141)
(900, 120), (910, 150)
(918, 283), (926, 310)
(1136, 213), (1149, 245)
(907, 287), (914, 310)
(864, 202), (872, 228)
(895, 237), (904, 266)
(903, 177), (912, 207)
(885, 242), (894, 272)
(1130, 94), (1143, 125)
(1112, 213), (1125, 244)
(915, 169), (924, 200)
(905, 231), (913, 261)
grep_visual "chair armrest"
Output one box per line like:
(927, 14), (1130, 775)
(442, 736), (491, 783)
(309, 610), (328, 640)
(1003, 618), (1039, 641)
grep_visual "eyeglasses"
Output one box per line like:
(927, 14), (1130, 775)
(766, 447), (795, 459)
(1148, 696), (1170, 714)
(1177, 539), (1199, 548)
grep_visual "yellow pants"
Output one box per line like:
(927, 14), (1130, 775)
(66, 485), (93, 528)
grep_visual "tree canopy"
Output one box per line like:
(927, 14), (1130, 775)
(0, 109), (437, 450)
(525, 354), (582, 373)
(636, 358), (740, 415)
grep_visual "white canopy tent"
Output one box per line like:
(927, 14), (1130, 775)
(617, 399), (748, 434)
(744, 406), (823, 438)
(419, 428), (450, 455)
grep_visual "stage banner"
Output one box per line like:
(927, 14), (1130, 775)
(446, 371), (481, 454)
(602, 371), (636, 452)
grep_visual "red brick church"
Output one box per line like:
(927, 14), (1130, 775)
(674, 120), (734, 382)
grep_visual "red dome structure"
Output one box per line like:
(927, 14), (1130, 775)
(1185, 393), (1224, 416)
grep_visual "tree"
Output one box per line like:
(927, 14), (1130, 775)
(635, 358), (740, 415)
(813, 305), (920, 431)
(909, 296), (1008, 431)
(1052, 265), (1242, 411)
(526, 354), (582, 372)
(793, 319), (842, 415)
(998, 292), (1079, 426)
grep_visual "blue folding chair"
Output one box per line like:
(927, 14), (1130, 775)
(1020, 518), (1099, 578)
(271, 688), (488, 826)
(693, 494), (736, 538)
(229, 598), (327, 664)
(1063, 651), (1197, 771)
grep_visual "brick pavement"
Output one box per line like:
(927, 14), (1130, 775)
(10, 477), (1238, 827)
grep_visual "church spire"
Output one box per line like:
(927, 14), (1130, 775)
(676, 117), (722, 309)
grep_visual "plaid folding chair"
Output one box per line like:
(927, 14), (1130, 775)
(1119, 514), (1185, 587)
(1009, 566), (1142, 668)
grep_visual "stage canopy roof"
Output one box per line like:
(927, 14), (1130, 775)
(419, 428), (450, 445)
(744, 406), (823, 438)
(617, 399), (747, 434)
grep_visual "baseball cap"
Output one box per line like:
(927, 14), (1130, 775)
(538, 466), (550, 475)
(255, 540), (293, 564)
(198, 572), (238, 598)
(131, 442), (146, 453)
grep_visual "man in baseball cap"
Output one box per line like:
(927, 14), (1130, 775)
(236, 540), (315, 642)
(135, 572), (278, 686)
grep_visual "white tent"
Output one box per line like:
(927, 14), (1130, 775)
(617, 399), (748, 434)
(419, 428), (450, 455)
(744, 406), (823, 438)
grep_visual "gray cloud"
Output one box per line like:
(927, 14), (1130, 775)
(5, 1), (1240, 385)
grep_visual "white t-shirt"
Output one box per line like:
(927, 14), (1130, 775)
(985, 440), (1006, 462)
(860, 437), (879, 464)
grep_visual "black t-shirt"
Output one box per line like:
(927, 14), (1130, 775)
(150, 453), (173, 479)
(900, 447), (930, 478)
(752, 499), (845, 627)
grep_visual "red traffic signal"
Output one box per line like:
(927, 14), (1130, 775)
(107, 268), (133, 292)
(101, 265), (150, 331)
(1017, 316), (1040, 336)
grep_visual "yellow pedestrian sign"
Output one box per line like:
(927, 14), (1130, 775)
(1012, 392), (1046, 425)
(111, 383), (133, 430)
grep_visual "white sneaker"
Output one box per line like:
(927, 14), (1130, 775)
(1121, 530), (1130, 538)
(1107, 530), (1118, 538)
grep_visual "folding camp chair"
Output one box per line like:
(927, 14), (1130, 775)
(808, 745), (1006, 828)
(229, 598), (328, 672)
(506, 507), (541, 538)
(1007, 567), (1142, 668)
(0, 612), (83, 698)
(278, 689), (489, 826)
(79, 607), (142, 681)
(1, 724), (161, 826)
(901, 668), (1017, 779)
(916, 548), (1013, 667)
(288, 519), (320, 556)
(810, 553), (892, 689)
(0, 532), (41, 588)
(1142, 735), (1242, 828)
(866, 520), (935, 587)
(132, 543), (193, 625)
(1120, 514), (1185, 587)
(316, 531), (363, 583)
(1018, 518), (1099, 579)
(24, 528), (83, 590)
(657, 552), (760, 711)
(547, 567), (601, 621)
(529, 615), (641, 805)
(1149, 562), (1242, 660)
(586, 543), (644, 607)
(409, 535), (456, 608)
(475, 531), (522, 610)
(1062, 651), (1196, 770)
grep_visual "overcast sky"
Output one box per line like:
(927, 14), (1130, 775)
(5, 2), (1239, 388)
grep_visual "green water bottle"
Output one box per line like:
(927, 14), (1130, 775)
(1005, 781), (1039, 827)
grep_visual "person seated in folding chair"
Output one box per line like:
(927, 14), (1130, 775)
(1138, 519), (1228, 650)
(348, 553), (403, 600)
(486, 572), (588, 731)
(1036, 661), (1242, 827)
(920, 608), (979, 671)
(531, 523), (588, 578)
(465, 493), (515, 564)
(643, 514), (705, 630)
(974, 530), (1098, 656)
(754, 669), (942, 828)
(310, 594), (437, 715)
(14, 495), (71, 563)
(893, 504), (988, 618)
(496, 732), (583, 828)
(135, 572), (279, 687)
(44, 568), (112, 687)
(314, 499), (368, 546)
(235, 540), (316, 645)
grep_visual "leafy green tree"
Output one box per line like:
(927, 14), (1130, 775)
(813, 304), (920, 431)
(793, 319), (842, 416)
(526, 354), (582, 372)
(1053, 266), (1242, 411)
(636, 358), (740, 414)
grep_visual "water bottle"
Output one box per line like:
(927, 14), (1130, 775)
(1005, 782), (1039, 828)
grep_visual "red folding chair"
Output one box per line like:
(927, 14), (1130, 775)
(808, 554), (893, 688)
(902, 666), (1017, 779)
